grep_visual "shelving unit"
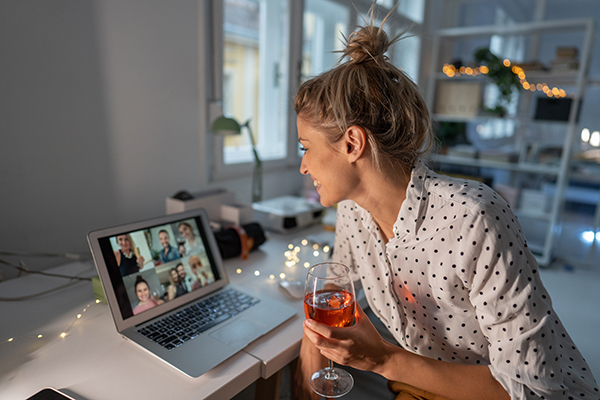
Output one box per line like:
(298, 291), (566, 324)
(425, 18), (595, 267)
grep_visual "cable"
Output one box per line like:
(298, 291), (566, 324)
(0, 250), (86, 260)
(0, 258), (92, 282)
(0, 258), (95, 301)
(0, 280), (81, 301)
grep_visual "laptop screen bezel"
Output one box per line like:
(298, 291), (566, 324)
(87, 208), (229, 332)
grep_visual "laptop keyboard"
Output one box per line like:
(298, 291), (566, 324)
(137, 288), (260, 351)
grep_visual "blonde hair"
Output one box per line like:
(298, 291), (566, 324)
(294, 14), (433, 175)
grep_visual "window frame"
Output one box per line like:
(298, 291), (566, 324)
(207, 0), (426, 184)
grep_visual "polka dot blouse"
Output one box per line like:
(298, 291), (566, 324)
(331, 160), (599, 399)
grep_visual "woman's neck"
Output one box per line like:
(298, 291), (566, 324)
(352, 167), (410, 242)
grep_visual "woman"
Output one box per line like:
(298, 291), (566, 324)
(132, 275), (164, 315)
(293, 18), (598, 400)
(114, 234), (144, 277)
(178, 222), (202, 255)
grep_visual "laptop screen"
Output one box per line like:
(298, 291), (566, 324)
(96, 215), (222, 321)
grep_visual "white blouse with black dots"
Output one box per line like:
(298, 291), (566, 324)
(331, 160), (599, 400)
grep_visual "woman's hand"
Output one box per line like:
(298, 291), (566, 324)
(302, 303), (398, 375)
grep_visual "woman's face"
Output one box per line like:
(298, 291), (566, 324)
(298, 117), (357, 207)
(117, 235), (131, 251)
(178, 224), (193, 240)
(170, 269), (179, 283)
(136, 282), (150, 302)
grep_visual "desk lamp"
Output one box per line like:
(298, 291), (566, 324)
(211, 116), (262, 202)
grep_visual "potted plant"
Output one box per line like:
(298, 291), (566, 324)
(474, 48), (521, 116)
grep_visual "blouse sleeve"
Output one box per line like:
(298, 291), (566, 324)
(459, 201), (571, 399)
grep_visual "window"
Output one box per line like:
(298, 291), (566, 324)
(211, 0), (425, 180)
(222, 0), (290, 165)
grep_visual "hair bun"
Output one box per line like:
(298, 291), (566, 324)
(343, 25), (390, 64)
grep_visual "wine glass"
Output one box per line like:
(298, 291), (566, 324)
(304, 262), (356, 398)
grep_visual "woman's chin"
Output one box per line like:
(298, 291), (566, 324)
(318, 195), (333, 208)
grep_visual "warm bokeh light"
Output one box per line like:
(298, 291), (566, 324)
(441, 59), (568, 98)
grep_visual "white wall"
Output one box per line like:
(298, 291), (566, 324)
(0, 0), (303, 280)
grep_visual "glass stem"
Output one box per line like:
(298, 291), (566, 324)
(327, 359), (334, 377)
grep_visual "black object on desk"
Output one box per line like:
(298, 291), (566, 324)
(214, 222), (266, 259)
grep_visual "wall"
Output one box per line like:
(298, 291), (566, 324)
(0, 0), (303, 281)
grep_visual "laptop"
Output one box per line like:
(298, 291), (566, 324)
(88, 208), (297, 378)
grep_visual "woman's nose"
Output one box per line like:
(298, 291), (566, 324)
(299, 157), (308, 175)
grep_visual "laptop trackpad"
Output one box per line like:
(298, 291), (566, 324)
(210, 317), (268, 349)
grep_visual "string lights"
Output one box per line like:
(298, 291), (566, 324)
(2, 299), (102, 346)
(233, 237), (331, 281)
(442, 60), (569, 98)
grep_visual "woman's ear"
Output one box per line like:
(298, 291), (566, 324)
(343, 125), (367, 163)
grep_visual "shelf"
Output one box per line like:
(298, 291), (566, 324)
(434, 114), (496, 123)
(431, 154), (561, 175)
(427, 17), (595, 267)
(436, 18), (593, 38)
(515, 209), (553, 221)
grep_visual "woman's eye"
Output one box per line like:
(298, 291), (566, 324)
(300, 147), (307, 152)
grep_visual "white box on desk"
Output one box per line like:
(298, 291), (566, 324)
(221, 202), (253, 225)
(252, 195), (325, 233)
(166, 188), (235, 221)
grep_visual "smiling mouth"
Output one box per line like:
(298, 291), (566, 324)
(313, 180), (321, 188)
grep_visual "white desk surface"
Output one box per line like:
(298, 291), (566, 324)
(0, 225), (334, 400)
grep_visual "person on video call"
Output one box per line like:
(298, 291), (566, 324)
(178, 242), (186, 258)
(292, 12), (598, 400)
(167, 267), (187, 300)
(176, 263), (193, 293)
(114, 234), (144, 277)
(158, 229), (181, 263)
(178, 222), (202, 255)
(132, 275), (164, 315)
(189, 256), (214, 290)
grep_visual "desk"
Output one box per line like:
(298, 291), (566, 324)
(0, 226), (333, 400)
